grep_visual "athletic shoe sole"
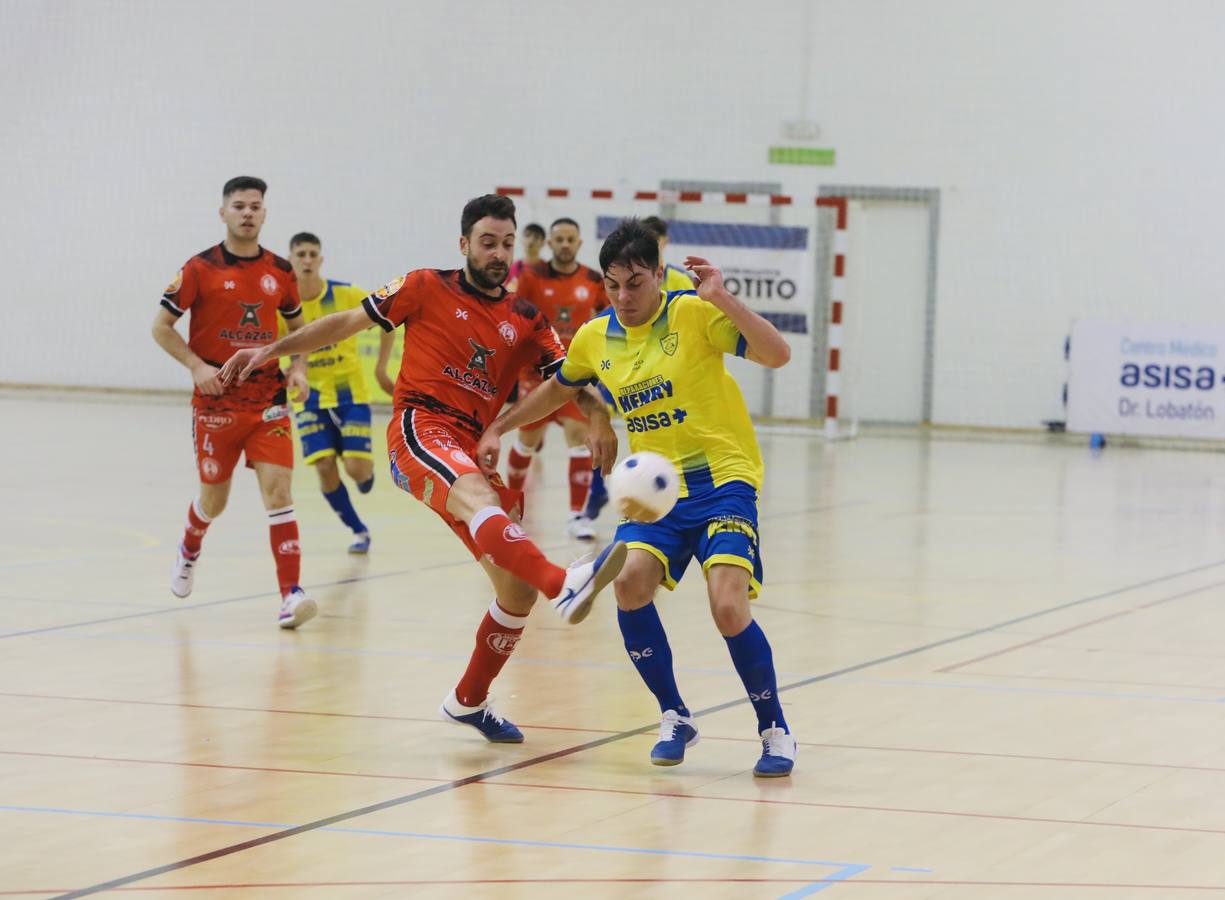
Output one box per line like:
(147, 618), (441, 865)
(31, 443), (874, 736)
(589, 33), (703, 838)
(569, 541), (627, 625)
(279, 597), (318, 630)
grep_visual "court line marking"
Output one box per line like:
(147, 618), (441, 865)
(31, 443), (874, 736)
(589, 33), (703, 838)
(7, 748), (1224, 836)
(838, 675), (1225, 706)
(37, 558), (1225, 897)
(938, 579), (1225, 673)
(966, 670), (1225, 693)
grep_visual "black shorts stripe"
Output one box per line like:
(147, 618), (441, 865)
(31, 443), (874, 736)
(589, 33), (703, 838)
(400, 408), (458, 485)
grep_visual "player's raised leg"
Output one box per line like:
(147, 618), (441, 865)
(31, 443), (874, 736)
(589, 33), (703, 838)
(445, 471), (625, 624)
(706, 564), (795, 777)
(614, 549), (698, 765)
(253, 460), (315, 629)
(440, 557), (536, 742)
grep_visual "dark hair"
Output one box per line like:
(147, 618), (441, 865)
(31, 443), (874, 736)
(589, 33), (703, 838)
(461, 194), (517, 236)
(289, 232), (321, 250)
(550, 217), (580, 233)
(524, 223), (546, 239)
(598, 218), (660, 273)
(223, 176), (267, 198)
(640, 215), (668, 239)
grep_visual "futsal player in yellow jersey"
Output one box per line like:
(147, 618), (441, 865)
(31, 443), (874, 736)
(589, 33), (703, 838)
(288, 232), (394, 553)
(476, 218), (798, 777)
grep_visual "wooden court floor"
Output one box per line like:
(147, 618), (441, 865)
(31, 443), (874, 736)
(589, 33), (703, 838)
(4, 388), (1225, 898)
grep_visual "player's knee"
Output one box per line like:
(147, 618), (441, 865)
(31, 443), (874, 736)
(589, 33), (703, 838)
(499, 581), (538, 615)
(344, 457), (373, 483)
(314, 456), (340, 490)
(614, 569), (654, 611)
(709, 592), (752, 637)
(446, 474), (499, 522)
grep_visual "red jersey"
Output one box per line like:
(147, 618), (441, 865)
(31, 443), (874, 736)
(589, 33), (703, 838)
(515, 261), (607, 346)
(161, 244), (302, 412)
(363, 269), (566, 439)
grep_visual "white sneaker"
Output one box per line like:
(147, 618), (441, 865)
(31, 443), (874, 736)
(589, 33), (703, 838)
(754, 725), (797, 777)
(278, 587), (317, 630)
(550, 540), (627, 624)
(565, 514), (597, 541)
(171, 545), (197, 598)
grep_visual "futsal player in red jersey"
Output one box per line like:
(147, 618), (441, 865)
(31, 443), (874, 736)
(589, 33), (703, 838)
(220, 195), (626, 741)
(151, 176), (316, 629)
(506, 218), (610, 540)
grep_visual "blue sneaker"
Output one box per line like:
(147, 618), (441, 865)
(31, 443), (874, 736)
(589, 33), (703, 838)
(753, 726), (797, 777)
(440, 691), (524, 743)
(551, 540), (627, 624)
(584, 476), (609, 521)
(650, 709), (699, 766)
(348, 531), (371, 554)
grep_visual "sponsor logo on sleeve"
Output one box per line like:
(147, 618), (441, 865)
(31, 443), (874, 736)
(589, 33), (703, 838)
(374, 275), (407, 300)
(164, 269), (183, 295)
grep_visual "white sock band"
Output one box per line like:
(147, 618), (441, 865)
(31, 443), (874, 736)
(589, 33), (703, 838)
(468, 505), (508, 537)
(192, 497), (214, 524)
(267, 506), (296, 525)
(513, 439), (537, 457)
(489, 600), (529, 629)
(569, 446), (592, 458)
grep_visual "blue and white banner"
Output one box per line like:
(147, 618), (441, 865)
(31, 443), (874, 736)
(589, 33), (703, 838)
(597, 217), (812, 334)
(1067, 318), (1225, 438)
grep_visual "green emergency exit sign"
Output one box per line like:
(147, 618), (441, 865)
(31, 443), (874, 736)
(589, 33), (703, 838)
(768, 147), (836, 166)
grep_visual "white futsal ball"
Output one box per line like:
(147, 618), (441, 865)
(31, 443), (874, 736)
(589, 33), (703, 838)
(608, 451), (680, 523)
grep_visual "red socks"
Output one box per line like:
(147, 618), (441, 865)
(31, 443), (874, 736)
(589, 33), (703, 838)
(469, 507), (566, 598)
(505, 439), (535, 492)
(182, 498), (212, 557)
(267, 506), (301, 596)
(455, 600), (528, 706)
(568, 446), (593, 513)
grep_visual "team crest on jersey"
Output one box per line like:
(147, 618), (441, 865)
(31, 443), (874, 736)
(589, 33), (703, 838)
(260, 273), (279, 296)
(450, 449), (474, 467)
(467, 338), (496, 373)
(575, 286), (590, 300)
(661, 332), (679, 356)
(498, 321), (517, 346)
(374, 275), (406, 299)
(238, 302), (263, 327)
(164, 269), (183, 295)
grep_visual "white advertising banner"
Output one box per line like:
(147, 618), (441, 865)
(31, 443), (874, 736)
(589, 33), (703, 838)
(1067, 318), (1225, 438)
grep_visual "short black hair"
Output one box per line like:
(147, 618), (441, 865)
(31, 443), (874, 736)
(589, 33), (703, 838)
(289, 232), (321, 250)
(524, 223), (546, 239)
(223, 176), (267, 198)
(461, 194), (517, 236)
(640, 215), (668, 239)
(550, 217), (580, 233)
(598, 218), (660, 274)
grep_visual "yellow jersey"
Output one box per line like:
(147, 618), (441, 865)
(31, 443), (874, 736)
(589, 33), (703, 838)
(294, 279), (372, 411)
(663, 264), (695, 293)
(558, 290), (762, 497)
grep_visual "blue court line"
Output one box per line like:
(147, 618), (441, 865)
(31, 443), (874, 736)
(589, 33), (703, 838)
(0, 804), (889, 872)
(776, 867), (871, 898)
(891, 866), (935, 873)
(839, 675), (1225, 706)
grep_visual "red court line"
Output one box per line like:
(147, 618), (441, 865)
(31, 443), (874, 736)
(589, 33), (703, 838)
(7, 879), (1225, 894)
(0, 692), (622, 734)
(7, 748), (1220, 838)
(939, 580), (1225, 673)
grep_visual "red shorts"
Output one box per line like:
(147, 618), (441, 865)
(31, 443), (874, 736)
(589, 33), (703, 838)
(387, 408), (524, 559)
(518, 373), (586, 429)
(192, 404), (293, 484)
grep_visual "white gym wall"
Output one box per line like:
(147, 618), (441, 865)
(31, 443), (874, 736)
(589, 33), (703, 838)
(2, 0), (1222, 431)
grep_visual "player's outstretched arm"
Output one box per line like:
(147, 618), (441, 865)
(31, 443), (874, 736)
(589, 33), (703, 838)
(684, 256), (791, 369)
(220, 306), (372, 386)
(151, 307), (223, 396)
(477, 377), (588, 476)
(375, 329), (397, 396)
(281, 314), (310, 402)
